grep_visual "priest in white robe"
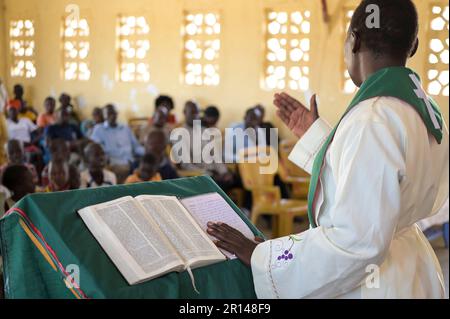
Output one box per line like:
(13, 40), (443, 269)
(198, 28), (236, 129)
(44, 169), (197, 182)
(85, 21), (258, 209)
(207, 0), (449, 299)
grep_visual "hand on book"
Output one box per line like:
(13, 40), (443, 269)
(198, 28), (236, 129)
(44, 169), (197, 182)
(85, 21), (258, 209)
(207, 222), (265, 267)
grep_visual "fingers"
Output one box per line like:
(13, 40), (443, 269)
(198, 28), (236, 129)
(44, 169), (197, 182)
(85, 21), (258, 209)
(288, 108), (301, 131)
(214, 240), (236, 254)
(208, 222), (244, 240)
(274, 93), (297, 114)
(207, 222), (241, 243)
(280, 93), (306, 112)
(309, 94), (319, 118)
(276, 108), (290, 125)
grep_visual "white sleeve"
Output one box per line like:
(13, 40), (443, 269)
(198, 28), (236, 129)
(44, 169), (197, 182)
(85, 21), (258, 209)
(26, 118), (38, 132)
(251, 119), (405, 298)
(288, 118), (332, 174)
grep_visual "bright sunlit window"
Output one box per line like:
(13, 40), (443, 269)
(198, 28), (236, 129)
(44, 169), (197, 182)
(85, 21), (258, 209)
(62, 16), (90, 81)
(10, 19), (36, 78)
(263, 9), (311, 91)
(183, 12), (221, 86)
(117, 15), (151, 82)
(425, 3), (449, 97)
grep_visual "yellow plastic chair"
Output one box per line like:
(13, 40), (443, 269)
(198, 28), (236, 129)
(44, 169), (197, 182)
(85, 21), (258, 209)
(176, 169), (206, 177)
(238, 146), (308, 237)
(279, 140), (311, 200)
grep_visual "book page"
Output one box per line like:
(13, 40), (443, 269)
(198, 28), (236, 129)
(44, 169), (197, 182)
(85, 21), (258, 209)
(180, 193), (256, 259)
(79, 197), (184, 285)
(136, 195), (225, 266)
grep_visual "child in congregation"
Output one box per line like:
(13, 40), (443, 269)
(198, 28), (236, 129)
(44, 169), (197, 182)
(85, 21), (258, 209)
(1, 140), (39, 185)
(41, 138), (80, 190)
(8, 84), (38, 123)
(125, 153), (162, 184)
(58, 93), (80, 126)
(80, 143), (117, 188)
(1, 164), (36, 211)
(144, 129), (179, 180)
(37, 97), (56, 128)
(44, 160), (72, 192)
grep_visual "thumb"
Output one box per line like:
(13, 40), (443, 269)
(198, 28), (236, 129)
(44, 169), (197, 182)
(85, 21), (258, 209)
(254, 236), (265, 243)
(309, 94), (319, 118)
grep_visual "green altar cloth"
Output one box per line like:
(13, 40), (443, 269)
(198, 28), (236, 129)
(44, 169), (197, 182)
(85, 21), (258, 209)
(0, 176), (261, 299)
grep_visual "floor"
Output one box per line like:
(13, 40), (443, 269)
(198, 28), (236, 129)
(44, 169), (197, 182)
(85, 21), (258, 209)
(257, 219), (449, 298)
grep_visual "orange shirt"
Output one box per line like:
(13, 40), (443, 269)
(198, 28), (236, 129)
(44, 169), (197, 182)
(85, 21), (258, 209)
(124, 172), (162, 184)
(37, 113), (56, 128)
(8, 99), (22, 110)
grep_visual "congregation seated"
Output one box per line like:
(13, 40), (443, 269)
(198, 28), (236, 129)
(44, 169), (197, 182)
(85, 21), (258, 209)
(80, 143), (117, 188)
(90, 104), (145, 183)
(37, 97), (56, 129)
(125, 153), (162, 184)
(174, 101), (235, 190)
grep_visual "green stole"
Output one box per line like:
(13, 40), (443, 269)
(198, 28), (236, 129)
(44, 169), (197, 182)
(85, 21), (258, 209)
(307, 66), (444, 228)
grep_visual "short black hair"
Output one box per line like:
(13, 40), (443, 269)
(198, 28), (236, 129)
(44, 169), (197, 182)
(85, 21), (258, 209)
(1, 164), (31, 190)
(350, 0), (418, 59)
(45, 96), (55, 104)
(204, 106), (220, 119)
(155, 95), (174, 110)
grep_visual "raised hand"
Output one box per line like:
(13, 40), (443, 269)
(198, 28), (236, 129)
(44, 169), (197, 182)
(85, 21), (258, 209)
(274, 92), (319, 139)
(206, 222), (263, 267)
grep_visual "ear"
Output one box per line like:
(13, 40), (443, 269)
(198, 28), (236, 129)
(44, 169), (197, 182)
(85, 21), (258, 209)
(409, 38), (419, 58)
(350, 31), (362, 54)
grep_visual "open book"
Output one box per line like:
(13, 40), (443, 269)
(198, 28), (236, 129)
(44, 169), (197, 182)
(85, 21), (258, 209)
(78, 192), (255, 285)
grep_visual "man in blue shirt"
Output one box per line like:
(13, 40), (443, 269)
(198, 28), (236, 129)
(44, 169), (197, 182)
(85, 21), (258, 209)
(91, 104), (144, 183)
(45, 107), (85, 165)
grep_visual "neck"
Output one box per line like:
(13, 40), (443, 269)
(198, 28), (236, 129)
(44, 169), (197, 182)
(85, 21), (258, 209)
(359, 55), (407, 84)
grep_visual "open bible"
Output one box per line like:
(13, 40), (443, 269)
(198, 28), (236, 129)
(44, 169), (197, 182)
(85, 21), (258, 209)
(78, 192), (255, 285)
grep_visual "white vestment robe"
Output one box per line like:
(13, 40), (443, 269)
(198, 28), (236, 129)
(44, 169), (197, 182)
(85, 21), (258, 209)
(251, 97), (449, 298)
